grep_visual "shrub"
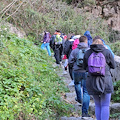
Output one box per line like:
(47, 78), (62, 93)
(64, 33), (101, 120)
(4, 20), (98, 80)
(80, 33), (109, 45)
(111, 80), (120, 102)
(0, 26), (71, 119)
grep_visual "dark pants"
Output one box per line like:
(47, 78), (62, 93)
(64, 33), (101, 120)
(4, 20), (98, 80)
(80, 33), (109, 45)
(54, 44), (63, 64)
(68, 64), (73, 80)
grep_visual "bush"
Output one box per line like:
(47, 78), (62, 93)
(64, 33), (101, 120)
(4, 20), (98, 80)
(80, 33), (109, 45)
(111, 80), (120, 102)
(110, 41), (120, 56)
(0, 26), (71, 119)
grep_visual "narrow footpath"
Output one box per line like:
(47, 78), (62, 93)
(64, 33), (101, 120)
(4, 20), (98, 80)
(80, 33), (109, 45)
(53, 61), (96, 120)
(53, 61), (120, 120)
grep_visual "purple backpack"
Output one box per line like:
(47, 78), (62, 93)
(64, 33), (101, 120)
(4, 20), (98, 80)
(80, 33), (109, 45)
(88, 52), (106, 76)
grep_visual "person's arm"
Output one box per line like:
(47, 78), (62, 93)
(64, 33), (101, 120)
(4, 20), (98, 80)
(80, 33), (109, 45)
(64, 40), (70, 55)
(107, 50), (116, 69)
(105, 45), (114, 58)
(68, 50), (75, 68)
(83, 52), (88, 70)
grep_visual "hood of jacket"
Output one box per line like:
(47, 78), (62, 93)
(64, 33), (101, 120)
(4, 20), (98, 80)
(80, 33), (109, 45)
(77, 42), (88, 49)
(90, 44), (106, 53)
(84, 31), (92, 39)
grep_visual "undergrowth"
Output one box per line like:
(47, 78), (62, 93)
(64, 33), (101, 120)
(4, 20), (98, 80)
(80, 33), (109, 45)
(0, 25), (72, 119)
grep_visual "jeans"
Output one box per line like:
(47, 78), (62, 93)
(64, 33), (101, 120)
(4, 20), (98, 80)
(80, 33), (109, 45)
(73, 71), (90, 114)
(41, 43), (51, 56)
(93, 93), (111, 120)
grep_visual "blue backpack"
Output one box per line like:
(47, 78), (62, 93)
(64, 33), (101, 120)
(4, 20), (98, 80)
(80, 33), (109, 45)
(76, 48), (87, 67)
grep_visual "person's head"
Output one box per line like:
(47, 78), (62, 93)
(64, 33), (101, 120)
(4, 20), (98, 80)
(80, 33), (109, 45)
(92, 39), (104, 45)
(55, 30), (60, 33)
(93, 36), (106, 45)
(93, 36), (101, 42)
(67, 33), (74, 39)
(79, 36), (87, 43)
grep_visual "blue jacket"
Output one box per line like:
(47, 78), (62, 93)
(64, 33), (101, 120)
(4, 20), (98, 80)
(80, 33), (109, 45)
(101, 38), (114, 57)
(84, 31), (93, 47)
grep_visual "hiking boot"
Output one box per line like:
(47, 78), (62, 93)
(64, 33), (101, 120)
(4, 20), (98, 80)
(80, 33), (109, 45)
(68, 80), (74, 86)
(82, 113), (91, 117)
(75, 97), (82, 105)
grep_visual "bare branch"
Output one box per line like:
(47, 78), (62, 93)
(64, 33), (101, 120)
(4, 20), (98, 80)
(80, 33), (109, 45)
(0, 0), (16, 14)
(0, 0), (18, 18)
(2, 0), (26, 22)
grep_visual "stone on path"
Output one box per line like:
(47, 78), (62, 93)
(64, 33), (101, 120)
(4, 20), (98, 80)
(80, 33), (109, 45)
(61, 116), (96, 120)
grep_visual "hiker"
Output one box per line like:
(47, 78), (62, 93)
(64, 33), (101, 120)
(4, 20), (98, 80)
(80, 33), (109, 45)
(64, 34), (80, 86)
(83, 39), (116, 120)
(93, 36), (114, 57)
(61, 33), (67, 55)
(41, 31), (51, 56)
(68, 36), (90, 117)
(50, 30), (63, 66)
(84, 31), (93, 47)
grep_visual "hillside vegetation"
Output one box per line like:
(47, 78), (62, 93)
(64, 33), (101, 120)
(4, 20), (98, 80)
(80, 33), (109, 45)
(0, 0), (120, 55)
(0, 0), (120, 119)
(0, 26), (72, 119)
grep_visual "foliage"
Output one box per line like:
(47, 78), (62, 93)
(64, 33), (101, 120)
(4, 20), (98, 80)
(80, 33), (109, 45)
(0, 26), (71, 119)
(0, 0), (112, 43)
(64, 0), (96, 6)
(111, 80), (120, 102)
(110, 41), (120, 56)
(110, 113), (120, 119)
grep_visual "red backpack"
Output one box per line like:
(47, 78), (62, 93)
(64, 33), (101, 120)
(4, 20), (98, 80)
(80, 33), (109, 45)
(72, 39), (79, 50)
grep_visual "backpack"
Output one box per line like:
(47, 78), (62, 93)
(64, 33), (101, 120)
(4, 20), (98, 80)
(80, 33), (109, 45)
(88, 52), (106, 76)
(55, 35), (62, 45)
(72, 39), (79, 50)
(76, 48), (87, 67)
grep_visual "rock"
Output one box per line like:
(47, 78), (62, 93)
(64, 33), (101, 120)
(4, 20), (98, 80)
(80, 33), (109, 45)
(61, 116), (95, 120)
(110, 103), (120, 114)
(7, 23), (26, 38)
(89, 102), (95, 114)
(111, 55), (120, 82)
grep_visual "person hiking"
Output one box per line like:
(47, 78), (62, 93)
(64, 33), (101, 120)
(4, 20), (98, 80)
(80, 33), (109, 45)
(64, 34), (75, 86)
(83, 39), (116, 120)
(84, 31), (93, 47)
(68, 36), (90, 117)
(41, 31), (51, 56)
(50, 30), (63, 66)
(64, 34), (81, 86)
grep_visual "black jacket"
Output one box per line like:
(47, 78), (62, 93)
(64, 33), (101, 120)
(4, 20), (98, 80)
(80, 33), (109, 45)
(83, 44), (116, 95)
(64, 39), (74, 59)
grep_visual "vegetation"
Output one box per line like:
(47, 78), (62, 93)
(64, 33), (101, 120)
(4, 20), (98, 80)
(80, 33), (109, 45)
(112, 80), (120, 102)
(0, 0), (120, 119)
(0, 25), (72, 119)
(0, 0), (118, 47)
